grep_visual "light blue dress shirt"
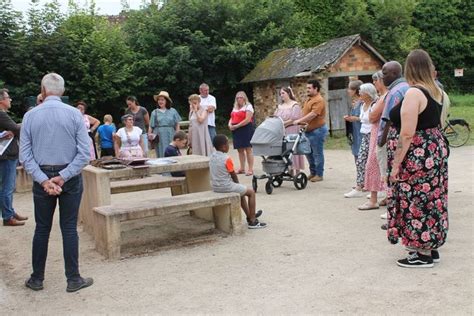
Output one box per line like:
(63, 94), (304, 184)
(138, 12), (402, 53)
(19, 96), (90, 184)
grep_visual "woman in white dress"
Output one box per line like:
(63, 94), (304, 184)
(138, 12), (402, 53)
(114, 114), (144, 159)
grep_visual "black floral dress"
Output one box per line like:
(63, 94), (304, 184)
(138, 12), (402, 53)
(386, 88), (449, 250)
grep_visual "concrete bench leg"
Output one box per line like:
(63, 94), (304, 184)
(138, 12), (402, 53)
(212, 202), (244, 235)
(170, 183), (186, 196)
(94, 213), (121, 260)
(186, 169), (213, 221)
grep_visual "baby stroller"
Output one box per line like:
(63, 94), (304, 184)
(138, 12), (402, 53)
(250, 116), (312, 194)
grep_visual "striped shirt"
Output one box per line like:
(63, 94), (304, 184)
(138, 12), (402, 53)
(19, 96), (90, 184)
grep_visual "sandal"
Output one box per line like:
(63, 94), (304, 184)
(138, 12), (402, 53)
(358, 202), (379, 211)
(245, 171), (253, 176)
(236, 169), (245, 174)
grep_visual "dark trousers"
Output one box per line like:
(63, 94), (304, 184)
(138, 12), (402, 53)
(31, 166), (83, 282)
(100, 147), (115, 157)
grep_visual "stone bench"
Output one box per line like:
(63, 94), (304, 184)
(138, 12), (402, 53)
(110, 175), (187, 196)
(16, 166), (33, 193)
(93, 191), (242, 259)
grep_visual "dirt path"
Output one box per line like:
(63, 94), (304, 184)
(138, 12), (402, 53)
(0, 147), (472, 314)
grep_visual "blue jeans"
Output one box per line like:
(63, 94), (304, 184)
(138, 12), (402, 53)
(0, 159), (18, 221)
(305, 125), (328, 177)
(208, 126), (216, 143)
(31, 166), (83, 282)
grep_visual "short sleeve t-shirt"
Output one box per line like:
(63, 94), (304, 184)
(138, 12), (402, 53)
(209, 151), (235, 190)
(200, 94), (217, 127)
(97, 124), (116, 149)
(116, 126), (142, 146)
(125, 106), (148, 134)
(302, 94), (326, 132)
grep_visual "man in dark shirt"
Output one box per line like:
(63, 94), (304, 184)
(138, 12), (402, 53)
(164, 131), (188, 177)
(0, 88), (28, 226)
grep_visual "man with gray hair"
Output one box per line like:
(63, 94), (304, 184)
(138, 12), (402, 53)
(0, 88), (29, 226)
(199, 83), (217, 141)
(20, 73), (93, 292)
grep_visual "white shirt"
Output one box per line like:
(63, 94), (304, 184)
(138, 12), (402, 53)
(116, 126), (142, 147)
(359, 104), (372, 134)
(200, 94), (217, 127)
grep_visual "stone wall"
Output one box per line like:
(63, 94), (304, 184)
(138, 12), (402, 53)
(250, 43), (382, 125)
(252, 74), (328, 124)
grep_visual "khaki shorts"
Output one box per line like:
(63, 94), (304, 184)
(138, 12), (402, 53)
(376, 144), (387, 179)
(214, 183), (247, 196)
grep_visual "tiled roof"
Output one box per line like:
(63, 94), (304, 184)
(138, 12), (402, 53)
(241, 34), (385, 83)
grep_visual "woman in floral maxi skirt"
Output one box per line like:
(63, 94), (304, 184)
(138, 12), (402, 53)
(387, 49), (449, 268)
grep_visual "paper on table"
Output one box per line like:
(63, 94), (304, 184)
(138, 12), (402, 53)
(145, 158), (178, 165)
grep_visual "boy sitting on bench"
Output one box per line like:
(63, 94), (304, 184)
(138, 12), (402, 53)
(209, 134), (266, 229)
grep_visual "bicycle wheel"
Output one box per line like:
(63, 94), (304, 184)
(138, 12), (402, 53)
(445, 120), (470, 147)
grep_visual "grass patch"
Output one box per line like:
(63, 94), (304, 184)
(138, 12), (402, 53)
(326, 135), (351, 150)
(448, 106), (474, 146)
(450, 94), (474, 107)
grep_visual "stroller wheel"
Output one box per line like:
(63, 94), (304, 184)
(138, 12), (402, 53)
(265, 180), (273, 194)
(293, 172), (308, 190)
(252, 176), (258, 193)
(272, 176), (283, 188)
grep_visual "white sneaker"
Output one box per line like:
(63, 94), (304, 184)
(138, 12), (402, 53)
(380, 213), (387, 219)
(344, 189), (366, 198)
(367, 191), (386, 199)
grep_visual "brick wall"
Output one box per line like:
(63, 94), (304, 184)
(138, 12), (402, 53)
(329, 44), (382, 73)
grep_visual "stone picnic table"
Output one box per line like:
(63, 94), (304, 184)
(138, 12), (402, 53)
(78, 155), (213, 237)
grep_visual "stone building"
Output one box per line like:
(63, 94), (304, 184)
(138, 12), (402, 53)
(241, 34), (386, 134)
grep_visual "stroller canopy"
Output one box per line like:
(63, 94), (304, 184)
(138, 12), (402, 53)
(251, 116), (285, 156)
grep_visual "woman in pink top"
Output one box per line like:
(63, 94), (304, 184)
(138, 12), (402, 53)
(274, 87), (305, 175)
(76, 101), (99, 160)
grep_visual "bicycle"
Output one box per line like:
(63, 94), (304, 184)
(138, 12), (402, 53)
(443, 117), (471, 147)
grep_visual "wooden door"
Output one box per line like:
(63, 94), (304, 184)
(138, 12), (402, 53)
(328, 89), (351, 133)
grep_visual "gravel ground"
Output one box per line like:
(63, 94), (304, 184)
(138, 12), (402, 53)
(0, 146), (472, 314)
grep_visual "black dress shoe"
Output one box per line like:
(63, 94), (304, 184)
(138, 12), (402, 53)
(67, 277), (93, 293)
(25, 278), (44, 291)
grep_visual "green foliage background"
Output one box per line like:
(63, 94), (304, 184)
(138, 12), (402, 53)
(0, 0), (472, 125)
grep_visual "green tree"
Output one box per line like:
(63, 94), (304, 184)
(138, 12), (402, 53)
(57, 13), (135, 116)
(367, 0), (421, 62)
(0, 0), (25, 90)
(413, 0), (474, 91)
(124, 0), (303, 121)
(293, 0), (344, 46)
